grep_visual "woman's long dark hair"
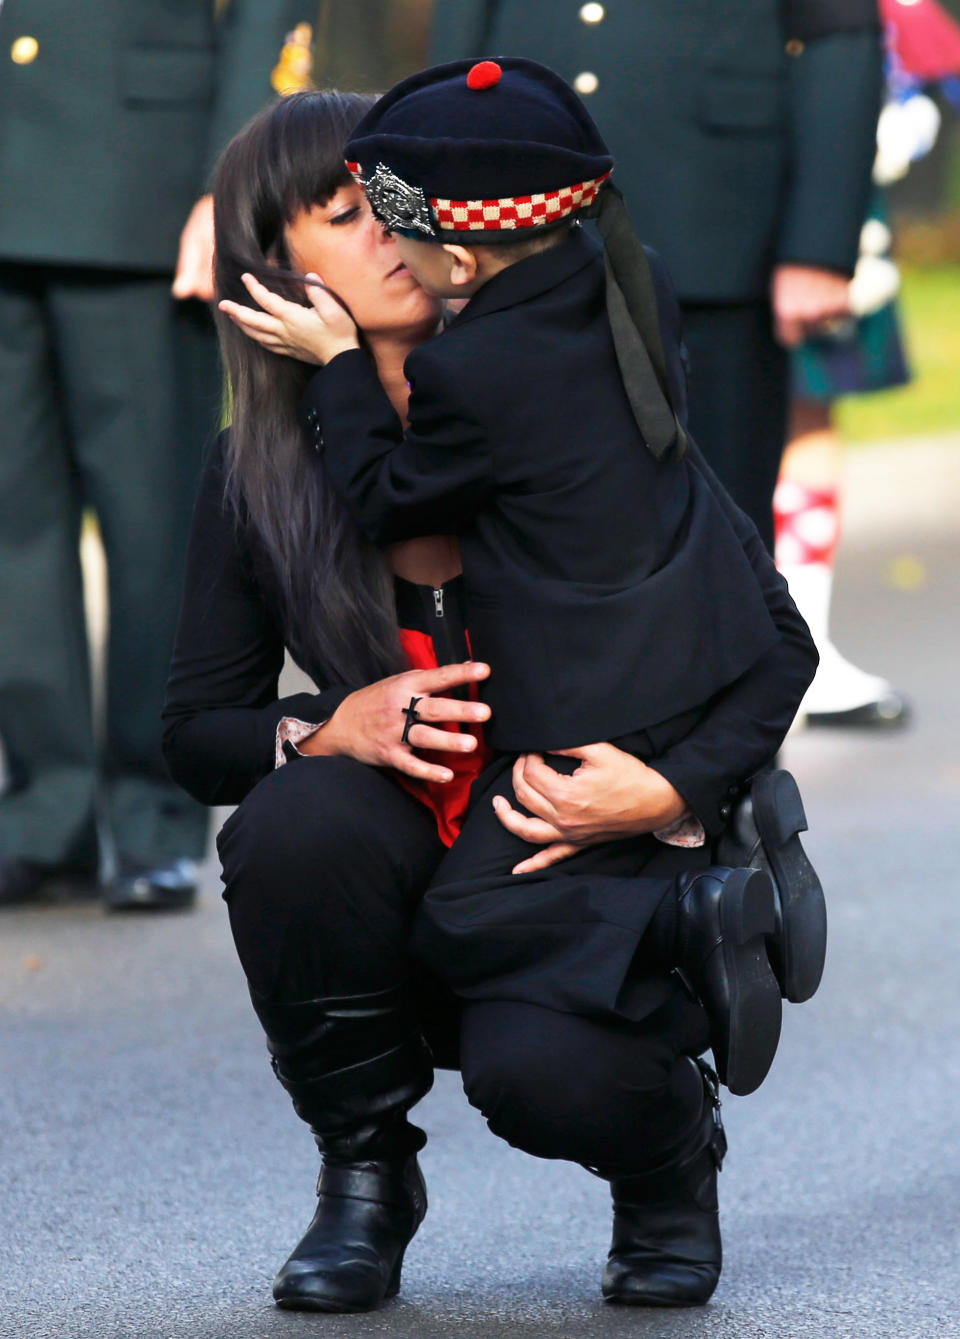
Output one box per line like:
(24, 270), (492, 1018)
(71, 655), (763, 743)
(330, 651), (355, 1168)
(213, 91), (407, 688)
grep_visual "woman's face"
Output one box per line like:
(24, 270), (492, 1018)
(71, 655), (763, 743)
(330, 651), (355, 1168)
(284, 182), (440, 338)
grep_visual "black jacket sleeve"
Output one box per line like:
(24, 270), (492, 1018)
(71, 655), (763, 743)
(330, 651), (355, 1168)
(161, 434), (352, 806)
(645, 252), (819, 834)
(777, 14), (883, 275)
(301, 346), (494, 544)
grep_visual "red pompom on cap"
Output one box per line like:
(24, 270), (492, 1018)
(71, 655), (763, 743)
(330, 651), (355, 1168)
(467, 60), (502, 91)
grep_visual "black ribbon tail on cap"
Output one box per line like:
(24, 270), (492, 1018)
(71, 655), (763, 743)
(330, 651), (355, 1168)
(587, 184), (687, 462)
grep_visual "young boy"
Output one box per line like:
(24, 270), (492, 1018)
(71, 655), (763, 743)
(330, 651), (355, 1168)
(259, 59), (825, 1098)
(302, 59), (786, 753)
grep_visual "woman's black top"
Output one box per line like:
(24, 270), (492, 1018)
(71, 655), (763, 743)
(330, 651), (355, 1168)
(161, 438), (353, 808)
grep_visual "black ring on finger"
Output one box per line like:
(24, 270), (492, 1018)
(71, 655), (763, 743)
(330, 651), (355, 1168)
(400, 695), (423, 746)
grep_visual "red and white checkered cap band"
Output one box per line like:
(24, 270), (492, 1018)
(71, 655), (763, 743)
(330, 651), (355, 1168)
(430, 171), (611, 232)
(347, 162), (611, 233)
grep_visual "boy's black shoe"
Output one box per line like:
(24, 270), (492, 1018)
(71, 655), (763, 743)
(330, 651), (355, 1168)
(717, 769), (826, 1003)
(674, 867), (782, 1096)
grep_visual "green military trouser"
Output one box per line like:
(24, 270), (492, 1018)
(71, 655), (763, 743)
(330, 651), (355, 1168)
(0, 263), (216, 869)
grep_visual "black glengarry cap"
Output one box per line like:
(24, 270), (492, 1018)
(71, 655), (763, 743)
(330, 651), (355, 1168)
(345, 57), (614, 242)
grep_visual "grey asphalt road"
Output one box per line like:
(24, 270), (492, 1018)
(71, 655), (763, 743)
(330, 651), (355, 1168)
(2, 485), (959, 1339)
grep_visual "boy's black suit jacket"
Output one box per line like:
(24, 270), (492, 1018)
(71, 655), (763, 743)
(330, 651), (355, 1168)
(302, 228), (812, 756)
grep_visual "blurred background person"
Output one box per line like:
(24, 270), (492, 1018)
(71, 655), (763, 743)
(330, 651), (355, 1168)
(776, 198), (911, 727)
(307, 0), (432, 91)
(431, 1), (884, 554)
(0, 1), (312, 910)
(775, 0), (960, 728)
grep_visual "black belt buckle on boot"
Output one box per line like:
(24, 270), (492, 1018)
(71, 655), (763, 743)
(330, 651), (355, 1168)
(696, 1058), (727, 1169)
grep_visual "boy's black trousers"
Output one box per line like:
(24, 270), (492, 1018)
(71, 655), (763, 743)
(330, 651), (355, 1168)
(218, 753), (711, 1173)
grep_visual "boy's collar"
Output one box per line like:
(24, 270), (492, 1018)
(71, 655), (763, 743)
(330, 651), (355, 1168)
(443, 226), (599, 330)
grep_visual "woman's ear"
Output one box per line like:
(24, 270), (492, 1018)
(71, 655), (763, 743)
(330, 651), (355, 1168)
(443, 244), (479, 288)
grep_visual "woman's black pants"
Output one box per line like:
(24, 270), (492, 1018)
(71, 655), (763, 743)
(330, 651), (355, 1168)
(218, 755), (710, 1174)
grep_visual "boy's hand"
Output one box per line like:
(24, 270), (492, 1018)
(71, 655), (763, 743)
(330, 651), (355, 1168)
(218, 271), (360, 365)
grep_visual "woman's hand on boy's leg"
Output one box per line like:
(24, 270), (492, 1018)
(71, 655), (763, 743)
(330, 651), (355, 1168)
(494, 744), (688, 875)
(218, 271), (360, 364)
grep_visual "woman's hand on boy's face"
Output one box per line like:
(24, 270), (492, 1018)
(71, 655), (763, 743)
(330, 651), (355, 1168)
(493, 744), (688, 875)
(218, 272), (360, 365)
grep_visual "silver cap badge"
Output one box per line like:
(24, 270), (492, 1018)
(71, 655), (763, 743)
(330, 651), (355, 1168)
(358, 162), (437, 238)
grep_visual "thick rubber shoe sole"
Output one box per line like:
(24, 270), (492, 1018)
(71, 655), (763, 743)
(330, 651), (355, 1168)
(273, 1257), (403, 1313)
(719, 770), (827, 1004)
(712, 867), (782, 1097)
(807, 692), (909, 729)
(603, 1284), (716, 1308)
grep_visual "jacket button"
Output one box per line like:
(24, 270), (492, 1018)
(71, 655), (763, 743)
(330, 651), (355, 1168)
(574, 71), (599, 95)
(11, 35), (39, 64)
(580, 3), (605, 22)
(719, 803), (731, 822)
(785, 38), (805, 57)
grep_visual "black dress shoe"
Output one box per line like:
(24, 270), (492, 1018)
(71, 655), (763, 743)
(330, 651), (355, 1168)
(717, 770), (826, 1003)
(273, 1154), (427, 1312)
(104, 858), (197, 911)
(0, 854), (99, 906)
(807, 689), (910, 729)
(675, 866), (782, 1096)
(602, 1060), (726, 1307)
(0, 856), (46, 906)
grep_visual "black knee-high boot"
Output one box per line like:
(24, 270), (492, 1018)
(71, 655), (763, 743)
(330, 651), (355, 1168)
(249, 985), (434, 1313)
(601, 1059), (727, 1308)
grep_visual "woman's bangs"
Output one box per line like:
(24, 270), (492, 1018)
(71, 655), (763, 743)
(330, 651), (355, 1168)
(274, 92), (373, 222)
